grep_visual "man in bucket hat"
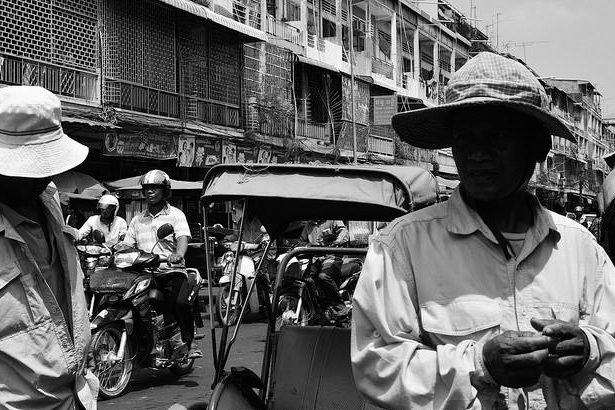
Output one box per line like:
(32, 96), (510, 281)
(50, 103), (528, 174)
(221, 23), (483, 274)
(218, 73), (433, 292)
(0, 86), (98, 409)
(351, 52), (615, 409)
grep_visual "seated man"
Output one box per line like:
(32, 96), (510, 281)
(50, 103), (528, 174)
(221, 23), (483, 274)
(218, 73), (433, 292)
(299, 220), (350, 317)
(122, 169), (202, 359)
(78, 194), (127, 247)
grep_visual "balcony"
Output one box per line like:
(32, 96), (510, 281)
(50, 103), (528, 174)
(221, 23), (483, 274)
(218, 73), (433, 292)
(265, 15), (302, 46)
(368, 134), (394, 157)
(232, 0), (262, 29)
(296, 118), (331, 141)
(372, 57), (393, 79)
(0, 53), (99, 102)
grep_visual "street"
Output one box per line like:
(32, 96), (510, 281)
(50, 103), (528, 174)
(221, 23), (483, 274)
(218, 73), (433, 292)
(98, 310), (268, 410)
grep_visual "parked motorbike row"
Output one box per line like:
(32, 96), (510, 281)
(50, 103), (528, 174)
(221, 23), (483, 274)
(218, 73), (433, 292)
(77, 224), (203, 399)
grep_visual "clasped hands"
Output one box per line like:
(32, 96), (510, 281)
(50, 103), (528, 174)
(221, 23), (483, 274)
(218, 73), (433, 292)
(482, 318), (589, 388)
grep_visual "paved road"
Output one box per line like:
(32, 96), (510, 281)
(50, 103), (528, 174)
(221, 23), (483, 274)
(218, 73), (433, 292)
(98, 309), (268, 410)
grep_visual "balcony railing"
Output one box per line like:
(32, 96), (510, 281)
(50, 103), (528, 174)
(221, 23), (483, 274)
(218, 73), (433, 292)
(232, 0), (262, 29)
(182, 96), (240, 127)
(306, 34), (326, 52)
(372, 57), (393, 79)
(104, 80), (178, 118)
(368, 134), (394, 157)
(0, 53), (99, 102)
(265, 15), (302, 46)
(297, 118), (330, 141)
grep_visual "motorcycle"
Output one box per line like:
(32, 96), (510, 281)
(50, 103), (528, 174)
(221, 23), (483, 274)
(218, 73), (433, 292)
(215, 243), (273, 326)
(87, 223), (203, 399)
(276, 253), (362, 328)
(76, 230), (112, 319)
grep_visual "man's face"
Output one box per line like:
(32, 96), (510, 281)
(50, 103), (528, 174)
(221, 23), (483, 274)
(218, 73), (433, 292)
(0, 175), (51, 206)
(142, 185), (165, 206)
(99, 205), (116, 219)
(452, 110), (535, 201)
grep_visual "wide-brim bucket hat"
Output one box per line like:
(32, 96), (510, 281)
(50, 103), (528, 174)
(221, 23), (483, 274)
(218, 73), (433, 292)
(0, 85), (88, 178)
(392, 52), (575, 149)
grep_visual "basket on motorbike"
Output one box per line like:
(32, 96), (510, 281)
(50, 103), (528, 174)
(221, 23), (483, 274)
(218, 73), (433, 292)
(197, 164), (440, 410)
(89, 269), (139, 293)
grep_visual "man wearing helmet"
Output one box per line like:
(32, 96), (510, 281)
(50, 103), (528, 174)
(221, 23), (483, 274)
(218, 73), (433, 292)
(78, 194), (127, 247)
(122, 169), (202, 359)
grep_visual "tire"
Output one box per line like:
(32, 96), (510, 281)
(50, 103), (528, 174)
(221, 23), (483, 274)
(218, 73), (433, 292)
(216, 285), (243, 326)
(88, 324), (133, 400)
(170, 358), (195, 376)
(275, 292), (311, 330)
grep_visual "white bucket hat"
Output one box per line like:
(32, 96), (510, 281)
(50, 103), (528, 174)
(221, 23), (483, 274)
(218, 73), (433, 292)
(0, 86), (89, 178)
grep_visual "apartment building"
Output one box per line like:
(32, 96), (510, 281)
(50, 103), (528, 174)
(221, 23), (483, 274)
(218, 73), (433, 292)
(533, 78), (612, 209)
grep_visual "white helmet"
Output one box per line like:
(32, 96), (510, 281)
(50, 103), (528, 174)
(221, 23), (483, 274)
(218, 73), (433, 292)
(139, 170), (171, 189)
(97, 194), (119, 217)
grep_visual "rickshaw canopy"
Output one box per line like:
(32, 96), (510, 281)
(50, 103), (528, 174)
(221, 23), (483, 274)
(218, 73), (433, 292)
(200, 164), (438, 236)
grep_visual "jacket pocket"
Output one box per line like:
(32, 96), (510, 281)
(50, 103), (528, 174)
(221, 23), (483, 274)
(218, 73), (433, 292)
(0, 261), (35, 340)
(420, 298), (501, 345)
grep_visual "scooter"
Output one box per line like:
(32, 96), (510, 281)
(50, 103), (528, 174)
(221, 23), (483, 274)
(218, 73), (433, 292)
(276, 254), (362, 328)
(76, 230), (112, 319)
(87, 224), (203, 399)
(215, 247), (272, 326)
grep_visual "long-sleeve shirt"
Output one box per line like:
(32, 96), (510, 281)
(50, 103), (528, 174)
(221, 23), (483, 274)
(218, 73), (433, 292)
(0, 185), (98, 410)
(351, 188), (615, 410)
(78, 215), (127, 247)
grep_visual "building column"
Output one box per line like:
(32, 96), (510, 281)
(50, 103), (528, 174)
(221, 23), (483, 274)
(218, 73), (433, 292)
(432, 39), (439, 81)
(336, 0), (342, 45)
(391, 11), (397, 82)
(450, 48), (456, 74)
(413, 27), (420, 79)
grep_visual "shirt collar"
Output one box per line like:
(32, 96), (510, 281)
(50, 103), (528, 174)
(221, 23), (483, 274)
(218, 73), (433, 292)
(0, 184), (75, 241)
(445, 186), (560, 245)
(145, 203), (170, 218)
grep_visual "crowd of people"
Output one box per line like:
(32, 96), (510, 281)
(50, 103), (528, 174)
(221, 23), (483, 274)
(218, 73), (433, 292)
(3, 52), (615, 410)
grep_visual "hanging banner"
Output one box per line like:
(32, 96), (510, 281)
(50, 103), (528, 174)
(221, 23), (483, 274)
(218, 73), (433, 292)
(195, 139), (222, 167)
(222, 141), (237, 164)
(103, 133), (178, 160)
(177, 136), (222, 167)
(177, 135), (196, 167)
(342, 76), (370, 125)
(236, 145), (255, 163)
(256, 146), (272, 163)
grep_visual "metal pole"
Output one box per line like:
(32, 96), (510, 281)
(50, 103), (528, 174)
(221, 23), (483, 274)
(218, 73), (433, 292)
(348, 0), (358, 164)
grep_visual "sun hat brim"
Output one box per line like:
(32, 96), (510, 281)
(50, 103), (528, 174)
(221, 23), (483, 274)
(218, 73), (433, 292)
(0, 130), (89, 178)
(392, 97), (576, 150)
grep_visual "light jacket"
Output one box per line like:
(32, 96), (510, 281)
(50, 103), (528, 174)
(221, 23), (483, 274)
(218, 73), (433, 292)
(0, 185), (98, 410)
(351, 188), (615, 410)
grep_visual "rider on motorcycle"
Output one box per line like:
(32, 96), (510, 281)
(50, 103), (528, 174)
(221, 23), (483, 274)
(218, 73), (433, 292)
(78, 194), (127, 247)
(299, 220), (350, 317)
(121, 170), (202, 359)
(223, 200), (276, 279)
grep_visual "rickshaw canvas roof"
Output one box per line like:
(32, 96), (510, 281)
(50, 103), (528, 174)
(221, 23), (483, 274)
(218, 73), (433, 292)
(201, 164), (438, 236)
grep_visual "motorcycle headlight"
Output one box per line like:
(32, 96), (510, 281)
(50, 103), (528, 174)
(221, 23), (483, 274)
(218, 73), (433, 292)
(124, 277), (152, 299)
(114, 251), (140, 268)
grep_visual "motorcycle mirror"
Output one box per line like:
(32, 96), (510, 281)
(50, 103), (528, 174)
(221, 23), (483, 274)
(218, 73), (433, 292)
(157, 223), (174, 239)
(92, 230), (106, 244)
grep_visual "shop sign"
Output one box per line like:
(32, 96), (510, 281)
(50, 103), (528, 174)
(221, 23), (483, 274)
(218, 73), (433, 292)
(103, 133), (178, 160)
(177, 135), (221, 168)
(372, 95), (397, 125)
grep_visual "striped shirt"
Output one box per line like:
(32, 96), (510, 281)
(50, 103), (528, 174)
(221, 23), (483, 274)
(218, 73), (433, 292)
(123, 203), (191, 257)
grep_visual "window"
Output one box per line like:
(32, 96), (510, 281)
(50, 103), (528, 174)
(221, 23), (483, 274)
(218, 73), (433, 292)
(322, 18), (336, 38)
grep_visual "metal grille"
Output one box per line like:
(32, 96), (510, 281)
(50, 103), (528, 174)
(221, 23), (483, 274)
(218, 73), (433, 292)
(209, 30), (240, 104)
(0, 0), (97, 71)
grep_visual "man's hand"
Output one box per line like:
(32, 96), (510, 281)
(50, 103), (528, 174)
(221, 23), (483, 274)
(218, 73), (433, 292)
(483, 330), (550, 387)
(531, 318), (589, 378)
(168, 253), (184, 264)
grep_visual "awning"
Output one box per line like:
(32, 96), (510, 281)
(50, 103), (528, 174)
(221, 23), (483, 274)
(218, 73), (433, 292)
(107, 175), (202, 191)
(158, 0), (268, 42)
(295, 55), (338, 73)
(62, 116), (120, 129)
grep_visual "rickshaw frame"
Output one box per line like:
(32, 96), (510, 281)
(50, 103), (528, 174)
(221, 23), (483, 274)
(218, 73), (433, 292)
(199, 163), (439, 408)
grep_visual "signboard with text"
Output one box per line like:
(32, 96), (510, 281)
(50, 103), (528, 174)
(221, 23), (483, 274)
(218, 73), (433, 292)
(372, 95), (397, 125)
(103, 133), (177, 160)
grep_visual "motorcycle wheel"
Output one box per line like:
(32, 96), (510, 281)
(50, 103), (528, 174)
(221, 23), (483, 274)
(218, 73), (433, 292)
(88, 324), (133, 400)
(216, 285), (243, 326)
(275, 292), (311, 330)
